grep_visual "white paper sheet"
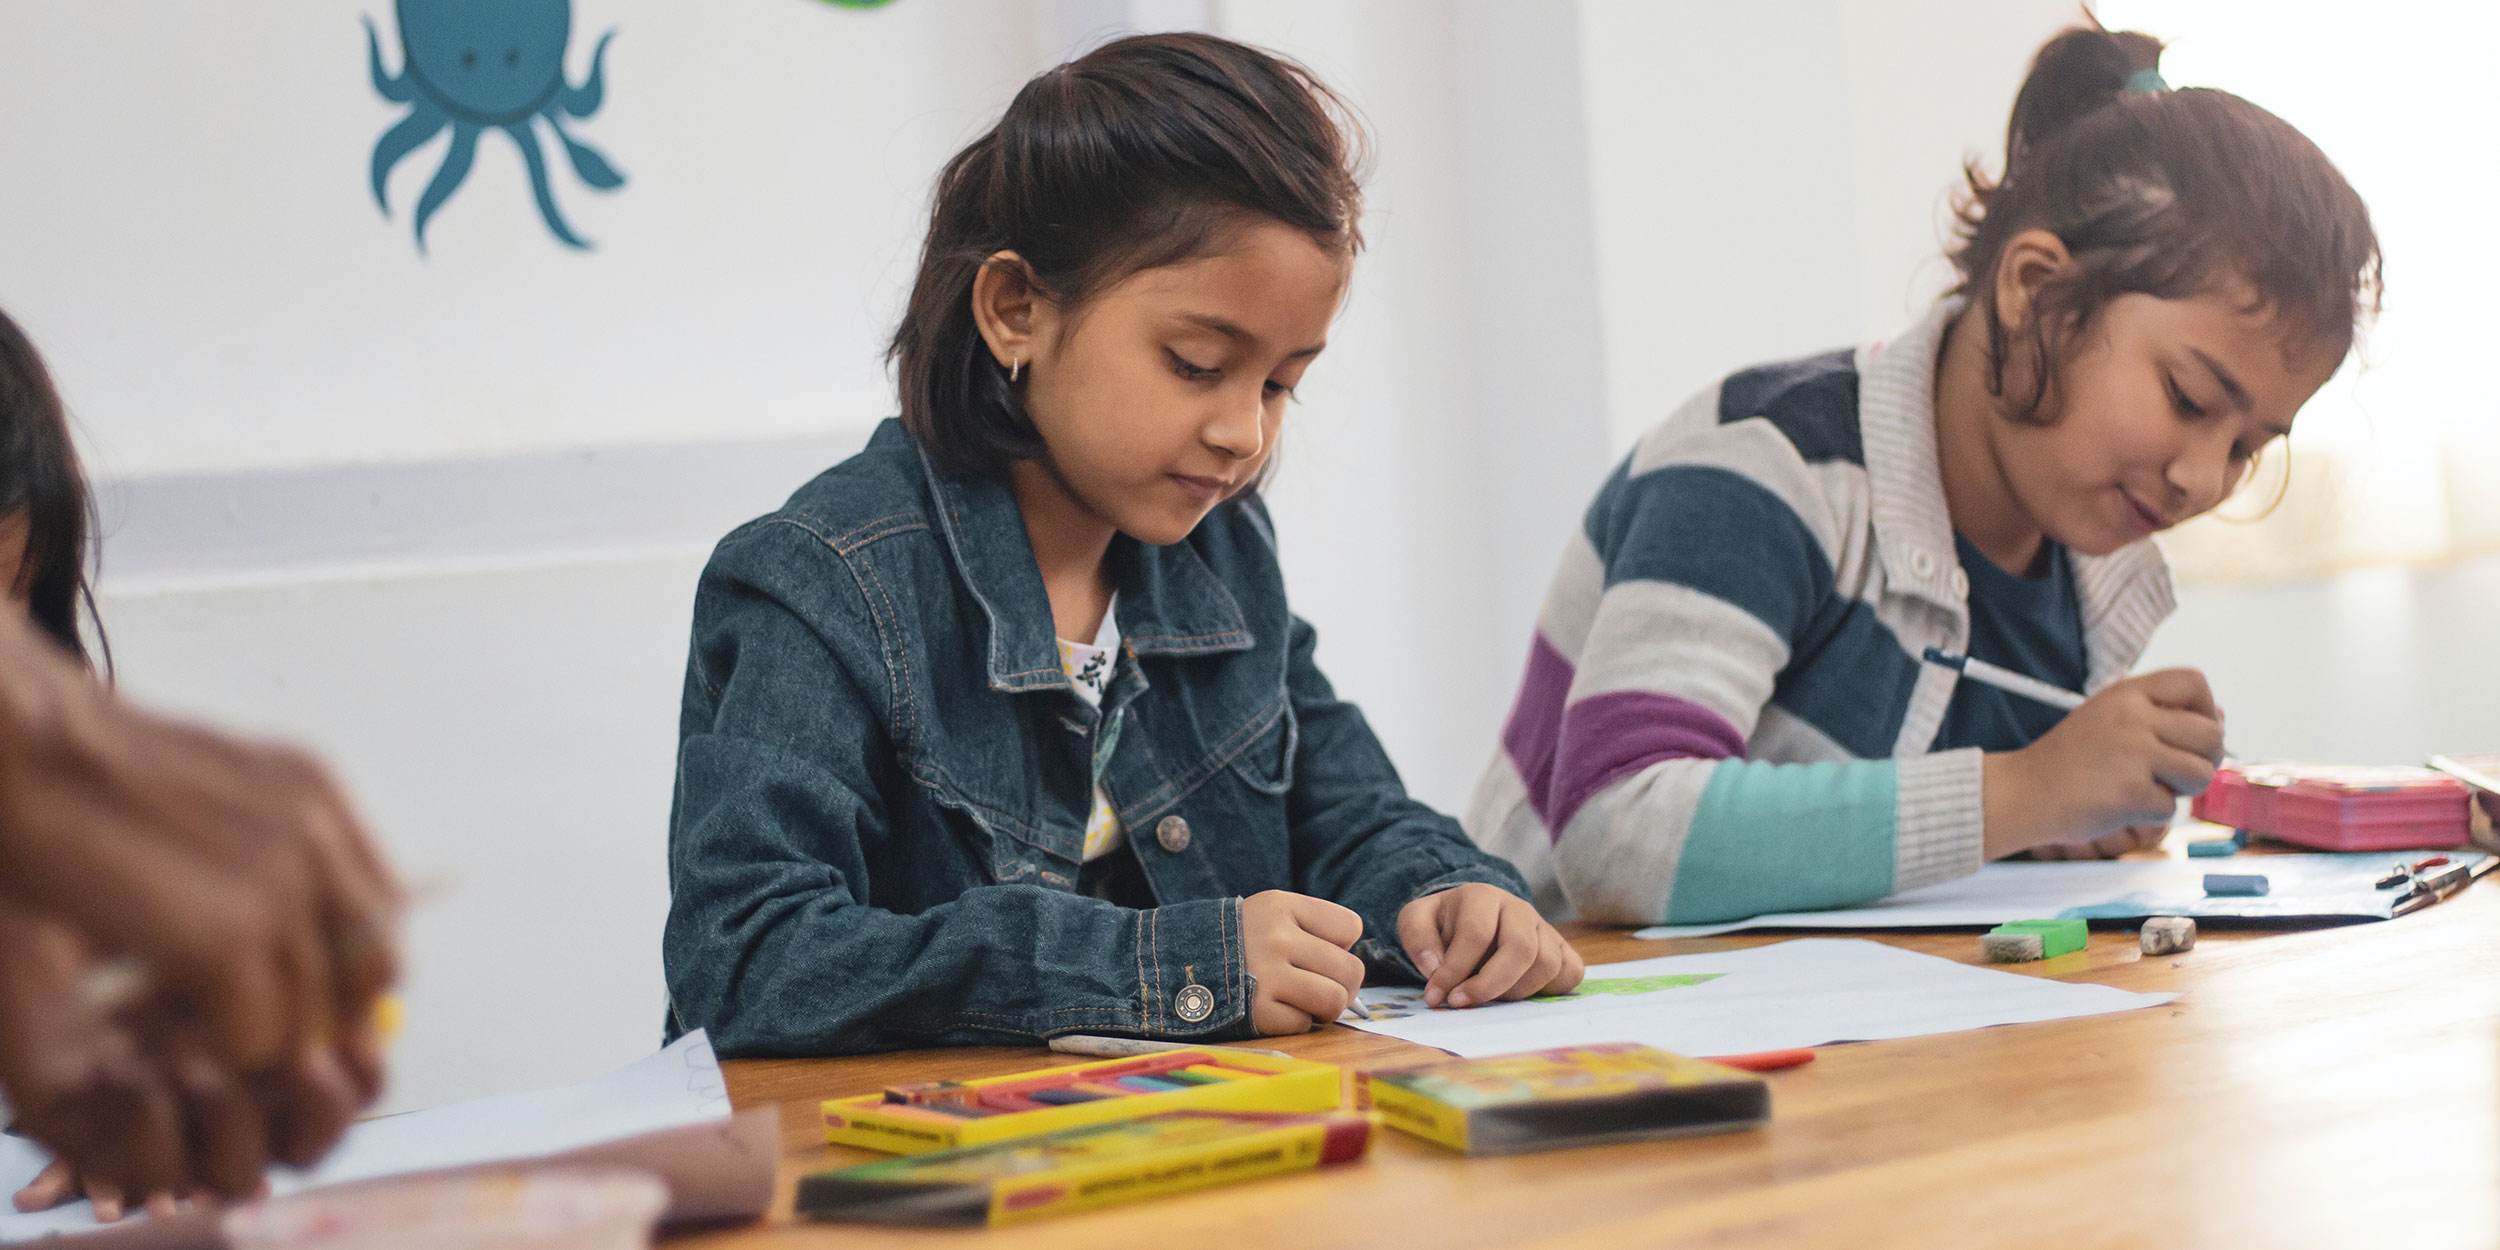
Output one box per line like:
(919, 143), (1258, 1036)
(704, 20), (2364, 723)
(0, 1030), (774, 1247)
(1631, 852), (2487, 938)
(1343, 938), (2175, 1059)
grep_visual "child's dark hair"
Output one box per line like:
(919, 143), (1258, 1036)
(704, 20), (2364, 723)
(1950, 23), (2382, 421)
(0, 305), (105, 669)
(891, 32), (1366, 476)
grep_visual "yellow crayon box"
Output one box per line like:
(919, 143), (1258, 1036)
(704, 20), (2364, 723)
(799, 1110), (1371, 1227)
(821, 1048), (1342, 1154)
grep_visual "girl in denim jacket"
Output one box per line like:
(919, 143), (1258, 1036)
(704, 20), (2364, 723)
(664, 33), (1582, 1056)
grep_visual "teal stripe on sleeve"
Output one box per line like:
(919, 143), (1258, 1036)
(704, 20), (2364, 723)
(1661, 759), (1899, 924)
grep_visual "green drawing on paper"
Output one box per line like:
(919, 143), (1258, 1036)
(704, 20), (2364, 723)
(1530, 972), (1722, 1003)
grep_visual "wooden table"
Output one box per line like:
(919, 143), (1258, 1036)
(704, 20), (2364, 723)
(680, 872), (2499, 1249)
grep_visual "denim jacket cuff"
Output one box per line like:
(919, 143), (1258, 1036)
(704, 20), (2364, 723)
(1120, 896), (1256, 1040)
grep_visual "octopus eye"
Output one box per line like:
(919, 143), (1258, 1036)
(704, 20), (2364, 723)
(504, 48), (519, 67)
(459, 48), (476, 70)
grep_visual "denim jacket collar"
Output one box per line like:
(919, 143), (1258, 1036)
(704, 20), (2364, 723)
(909, 431), (1255, 695)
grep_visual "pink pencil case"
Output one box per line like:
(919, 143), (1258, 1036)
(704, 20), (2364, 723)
(2194, 764), (2473, 851)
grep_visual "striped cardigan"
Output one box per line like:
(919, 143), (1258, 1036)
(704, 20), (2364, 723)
(1465, 299), (2176, 925)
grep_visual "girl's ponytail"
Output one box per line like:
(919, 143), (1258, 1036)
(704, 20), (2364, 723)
(1998, 27), (2164, 179)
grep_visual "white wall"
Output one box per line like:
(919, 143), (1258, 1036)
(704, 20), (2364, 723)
(1577, 0), (2076, 448)
(0, 0), (1034, 477)
(12, 0), (2481, 1117)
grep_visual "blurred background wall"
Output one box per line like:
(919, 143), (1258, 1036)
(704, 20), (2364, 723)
(0, 0), (2484, 1111)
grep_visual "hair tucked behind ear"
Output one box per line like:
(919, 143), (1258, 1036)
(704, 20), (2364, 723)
(1950, 20), (2382, 421)
(890, 32), (1367, 477)
(0, 306), (105, 673)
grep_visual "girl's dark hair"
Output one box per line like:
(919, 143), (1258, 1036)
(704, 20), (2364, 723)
(891, 32), (1366, 476)
(0, 306), (105, 670)
(1950, 22), (2382, 421)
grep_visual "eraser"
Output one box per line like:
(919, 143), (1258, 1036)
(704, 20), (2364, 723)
(2204, 873), (2269, 897)
(2186, 838), (2238, 857)
(2139, 916), (2196, 955)
(1980, 932), (2044, 962)
(1988, 918), (2086, 958)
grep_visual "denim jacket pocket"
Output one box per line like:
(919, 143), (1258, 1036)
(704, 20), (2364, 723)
(911, 764), (1081, 891)
(1225, 695), (1296, 796)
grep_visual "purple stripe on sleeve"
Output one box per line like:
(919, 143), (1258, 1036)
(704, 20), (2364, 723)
(1498, 633), (1576, 829)
(1548, 690), (1748, 837)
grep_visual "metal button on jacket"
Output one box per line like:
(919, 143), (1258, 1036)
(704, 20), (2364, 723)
(1156, 815), (1192, 853)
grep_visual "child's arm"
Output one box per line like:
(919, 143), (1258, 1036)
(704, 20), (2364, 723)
(1533, 450), (1984, 927)
(664, 528), (1252, 1056)
(1272, 614), (1547, 977)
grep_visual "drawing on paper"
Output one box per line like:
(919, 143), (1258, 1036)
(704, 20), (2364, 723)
(1351, 973), (1722, 1021)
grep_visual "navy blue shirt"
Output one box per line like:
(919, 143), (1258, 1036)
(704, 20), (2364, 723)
(1931, 533), (2086, 752)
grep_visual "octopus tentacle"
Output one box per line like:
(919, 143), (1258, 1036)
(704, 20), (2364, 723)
(503, 122), (589, 250)
(363, 15), (414, 103)
(413, 123), (479, 256)
(556, 29), (617, 118)
(370, 101), (447, 216)
(543, 113), (623, 190)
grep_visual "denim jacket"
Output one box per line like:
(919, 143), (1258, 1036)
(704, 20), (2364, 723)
(664, 421), (1529, 1057)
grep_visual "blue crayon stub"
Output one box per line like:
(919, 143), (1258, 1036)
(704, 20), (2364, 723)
(2204, 873), (2270, 897)
(2186, 838), (2239, 858)
(2230, 829), (2251, 849)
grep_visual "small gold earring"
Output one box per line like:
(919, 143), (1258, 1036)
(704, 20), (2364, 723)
(1009, 354), (1023, 383)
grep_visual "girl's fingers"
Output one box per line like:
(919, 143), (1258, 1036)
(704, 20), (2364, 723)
(12, 1159), (75, 1212)
(145, 1192), (182, 1221)
(1497, 928), (1567, 1001)
(2151, 746), (2218, 801)
(1447, 907), (1538, 1009)
(2151, 707), (2225, 763)
(1555, 941), (1586, 993)
(1287, 933), (1366, 1001)
(1272, 967), (1354, 1026)
(1425, 896), (1500, 1008)
(88, 1182), (124, 1224)
(1395, 899), (1445, 979)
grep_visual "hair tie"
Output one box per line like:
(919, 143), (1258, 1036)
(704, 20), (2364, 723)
(2122, 68), (2170, 93)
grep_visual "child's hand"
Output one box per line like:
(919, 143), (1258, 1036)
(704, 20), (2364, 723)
(11, 1158), (184, 1223)
(1396, 884), (1585, 1009)
(1240, 891), (1365, 1034)
(1984, 669), (2223, 859)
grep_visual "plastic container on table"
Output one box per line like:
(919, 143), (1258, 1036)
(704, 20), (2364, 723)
(2192, 764), (2472, 852)
(221, 1169), (668, 1250)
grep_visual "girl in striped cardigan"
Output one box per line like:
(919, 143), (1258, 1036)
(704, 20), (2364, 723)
(1469, 24), (2382, 925)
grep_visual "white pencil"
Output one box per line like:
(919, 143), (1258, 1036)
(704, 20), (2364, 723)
(1922, 647), (2086, 711)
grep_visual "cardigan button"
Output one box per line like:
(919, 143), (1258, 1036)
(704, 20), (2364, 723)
(1156, 815), (1193, 854)
(1949, 568), (1970, 597)
(1911, 550), (1938, 579)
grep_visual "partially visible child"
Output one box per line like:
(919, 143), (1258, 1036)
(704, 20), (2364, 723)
(665, 33), (1582, 1056)
(1471, 23), (2380, 924)
(0, 307), (101, 668)
(1, 307), (151, 1222)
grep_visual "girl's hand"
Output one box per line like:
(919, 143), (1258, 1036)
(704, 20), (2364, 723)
(1983, 669), (2222, 859)
(11, 1158), (185, 1223)
(1397, 884), (1585, 1009)
(1240, 891), (1365, 1035)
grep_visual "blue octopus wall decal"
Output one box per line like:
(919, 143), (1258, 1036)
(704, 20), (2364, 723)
(365, 0), (623, 254)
